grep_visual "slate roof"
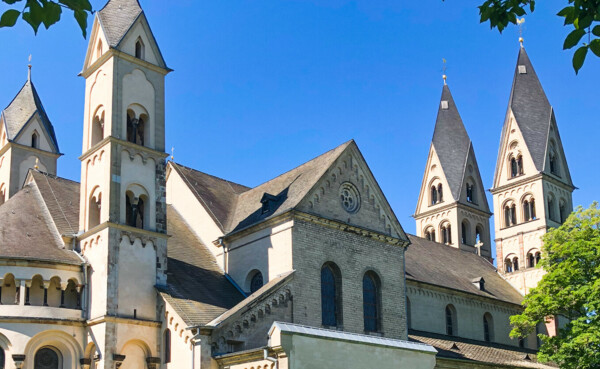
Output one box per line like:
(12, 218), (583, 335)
(1, 80), (59, 152)
(502, 47), (552, 173)
(431, 85), (471, 202)
(405, 235), (523, 305)
(97, 0), (143, 47)
(158, 206), (244, 326)
(169, 163), (250, 232)
(410, 330), (557, 368)
(0, 181), (81, 265)
(29, 171), (80, 236)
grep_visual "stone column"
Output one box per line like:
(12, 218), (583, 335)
(146, 357), (160, 369)
(80, 358), (91, 369)
(113, 354), (125, 369)
(16, 279), (23, 305)
(12, 355), (25, 369)
(43, 280), (50, 306)
(60, 282), (68, 308)
(24, 280), (32, 305)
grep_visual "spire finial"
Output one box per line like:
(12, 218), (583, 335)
(442, 58), (447, 85)
(34, 157), (39, 170)
(28, 54), (32, 82)
(170, 147), (174, 161)
(517, 18), (525, 47)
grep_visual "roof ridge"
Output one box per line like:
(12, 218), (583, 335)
(170, 161), (250, 192)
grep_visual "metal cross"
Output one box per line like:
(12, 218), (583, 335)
(517, 18), (526, 46)
(442, 58), (447, 85)
(171, 147), (175, 161)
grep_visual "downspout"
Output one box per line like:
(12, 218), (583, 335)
(70, 232), (88, 319)
(263, 348), (278, 369)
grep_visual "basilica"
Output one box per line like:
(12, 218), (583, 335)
(0, 0), (575, 368)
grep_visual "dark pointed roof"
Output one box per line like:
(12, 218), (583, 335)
(431, 85), (471, 201)
(98, 0), (143, 47)
(505, 47), (552, 172)
(1, 80), (60, 152)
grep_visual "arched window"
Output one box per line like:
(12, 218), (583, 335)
(441, 223), (452, 245)
(96, 39), (103, 60)
(363, 272), (381, 332)
(88, 190), (101, 229)
(424, 227), (435, 242)
(445, 305), (457, 336)
(406, 297), (412, 330)
(504, 202), (517, 227)
(466, 183), (475, 203)
(34, 347), (60, 369)
(250, 271), (263, 294)
(535, 252), (541, 265)
(126, 111), (145, 146)
(549, 144), (559, 176)
(135, 38), (145, 59)
(438, 184), (443, 202)
(126, 192), (145, 229)
(31, 131), (39, 149)
(528, 252), (535, 268)
(431, 185), (438, 205)
(0, 347), (4, 369)
(513, 257), (519, 271)
(461, 221), (470, 245)
(321, 263), (342, 327)
(1, 273), (17, 305)
(164, 329), (171, 363)
(505, 258), (513, 273)
(559, 200), (568, 223)
(483, 313), (494, 342)
(510, 157), (518, 177)
(91, 109), (105, 147)
(518, 155), (524, 175)
(547, 196), (556, 221)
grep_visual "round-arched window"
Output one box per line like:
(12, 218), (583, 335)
(34, 347), (60, 369)
(250, 271), (263, 294)
(339, 183), (360, 214)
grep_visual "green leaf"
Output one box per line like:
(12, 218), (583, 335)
(42, 1), (62, 29)
(0, 9), (21, 28)
(557, 6), (573, 17)
(73, 9), (87, 38)
(573, 46), (588, 74)
(593, 25), (600, 37)
(3, 0), (23, 4)
(590, 39), (600, 57)
(564, 29), (586, 49)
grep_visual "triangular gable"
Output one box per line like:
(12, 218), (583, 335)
(115, 13), (168, 69)
(541, 111), (574, 187)
(414, 144), (453, 216)
(12, 113), (58, 153)
(296, 141), (408, 241)
(82, 15), (110, 72)
(456, 143), (490, 213)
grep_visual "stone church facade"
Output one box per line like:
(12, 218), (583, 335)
(0, 0), (574, 368)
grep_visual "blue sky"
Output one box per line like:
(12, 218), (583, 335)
(0, 0), (597, 260)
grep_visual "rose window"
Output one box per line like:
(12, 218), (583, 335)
(339, 183), (360, 213)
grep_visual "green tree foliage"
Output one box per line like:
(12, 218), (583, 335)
(0, 0), (92, 37)
(510, 203), (600, 369)
(476, 0), (600, 74)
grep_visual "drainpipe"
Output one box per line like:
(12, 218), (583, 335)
(70, 233), (89, 319)
(263, 348), (278, 369)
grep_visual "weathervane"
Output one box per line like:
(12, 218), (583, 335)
(517, 18), (525, 47)
(28, 54), (32, 81)
(442, 58), (447, 85)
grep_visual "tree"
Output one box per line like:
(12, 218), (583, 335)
(510, 203), (600, 369)
(475, 0), (600, 74)
(0, 0), (93, 37)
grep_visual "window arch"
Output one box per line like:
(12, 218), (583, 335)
(164, 329), (171, 364)
(31, 131), (39, 149)
(445, 304), (457, 336)
(34, 346), (61, 369)
(424, 226), (436, 242)
(441, 223), (452, 245)
(505, 257), (514, 273)
(503, 201), (517, 227)
(483, 313), (494, 342)
(549, 142), (560, 176)
(430, 185), (438, 205)
(466, 182), (475, 203)
(527, 249), (541, 268)
(135, 38), (145, 59)
(461, 220), (471, 245)
(547, 194), (557, 222)
(125, 185), (149, 229)
(249, 270), (263, 294)
(363, 271), (381, 332)
(91, 107), (105, 147)
(321, 263), (342, 327)
(559, 199), (568, 223)
(522, 195), (536, 221)
(88, 188), (102, 229)
(1, 273), (17, 305)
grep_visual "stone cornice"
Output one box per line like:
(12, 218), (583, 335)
(80, 48), (171, 79)
(214, 346), (285, 365)
(87, 315), (161, 328)
(0, 141), (62, 158)
(0, 259), (82, 271)
(79, 222), (169, 242)
(79, 137), (168, 162)
(0, 317), (85, 326)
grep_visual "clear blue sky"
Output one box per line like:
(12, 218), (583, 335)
(0, 0), (597, 260)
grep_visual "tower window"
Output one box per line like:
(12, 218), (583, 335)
(31, 131), (39, 149)
(441, 223), (452, 245)
(523, 197), (536, 221)
(164, 329), (171, 363)
(127, 113), (146, 146)
(504, 202), (517, 227)
(424, 227), (436, 242)
(505, 258), (513, 273)
(91, 108), (105, 147)
(250, 271), (263, 294)
(466, 183), (475, 203)
(438, 184), (443, 202)
(475, 226), (483, 245)
(431, 185), (438, 205)
(510, 155), (524, 178)
(126, 192), (145, 229)
(461, 221), (470, 245)
(88, 191), (102, 229)
(513, 257), (519, 271)
(483, 313), (494, 342)
(445, 305), (457, 336)
(321, 263), (342, 327)
(135, 38), (145, 60)
(363, 272), (381, 332)
(548, 196), (556, 222)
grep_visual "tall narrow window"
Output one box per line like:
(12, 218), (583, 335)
(513, 257), (519, 271)
(517, 155), (524, 175)
(475, 226), (483, 245)
(523, 200), (530, 221)
(511, 204), (517, 225)
(530, 199), (536, 219)
(31, 132), (38, 149)
(127, 113), (145, 146)
(461, 222), (467, 245)
(559, 201), (567, 223)
(164, 329), (171, 364)
(504, 206), (511, 227)
(535, 252), (541, 265)
(466, 183), (474, 203)
(441, 224), (451, 245)
(431, 186), (438, 205)
(548, 197), (556, 221)
(445, 305), (456, 336)
(483, 313), (494, 342)
(505, 258), (513, 273)
(88, 192), (101, 229)
(438, 184), (443, 202)
(321, 264), (341, 327)
(425, 228), (435, 242)
(510, 157), (518, 177)
(549, 148), (559, 176)
(126, 193), (145, 229)
(528, 253), (535, 268)
(135, 38), (145, 59)
(363, 272), (380, 332)
(250, 271), (263, 294)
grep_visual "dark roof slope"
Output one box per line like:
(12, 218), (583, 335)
(98, 0), (142, 47)
(410, 330), (556, 368)
(159, 206), (244, 326)
(0, 182), (81, 265)
(406, 235), (523, 305)
(1, 80), (59, 152)
(431, 85), (471, 201)
(506, 47), (552, 172)
(169, 163), (250, 232)
(30, 171), (80, 236)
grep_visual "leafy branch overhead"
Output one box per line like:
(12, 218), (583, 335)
(0, 0), (93, 37)
(476, 0), (600, 74)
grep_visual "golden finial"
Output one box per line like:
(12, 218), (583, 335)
(517, 18), (525, 47)
(442, 58), (447, 85)
(34, 157), (39, 170)
(170, 147), (174, 161)
(28, 54), (32, 81)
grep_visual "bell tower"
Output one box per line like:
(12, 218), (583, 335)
(414, 82), (492, 260)
(491, 44), (574, 295)
(78, 0), (170, 367)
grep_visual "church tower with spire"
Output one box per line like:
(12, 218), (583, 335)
(414, 82), (492, 260)
(0, 67), (60, 204)
(78, 0), (171, 366)
(491, 43), (574, 295)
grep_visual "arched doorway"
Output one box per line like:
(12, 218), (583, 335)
(34, 347), (60, 369)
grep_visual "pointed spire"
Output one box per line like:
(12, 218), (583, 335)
(431, 84), (471, 201)
(97, 0), (143, 47)
(27, 55), (32, 82)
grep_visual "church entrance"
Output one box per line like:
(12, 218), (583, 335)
(34, 347), (60, 369)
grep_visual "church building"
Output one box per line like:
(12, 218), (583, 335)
(0, 0), (574, 368)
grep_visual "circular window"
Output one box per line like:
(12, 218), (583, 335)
(339, 182), (360, 214)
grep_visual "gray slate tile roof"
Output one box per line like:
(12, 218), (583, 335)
(29, 170), (80, 236)
(503, 47), (552, 173)
(159, 206), (244, 326)
(410, 330), (557, 368)
(406, 235), (523, 305)
(0, 180), (81, 265)
(1, 80), (59, 152)
(98, 0), (142, 47)
(431, 85), (471, 202)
